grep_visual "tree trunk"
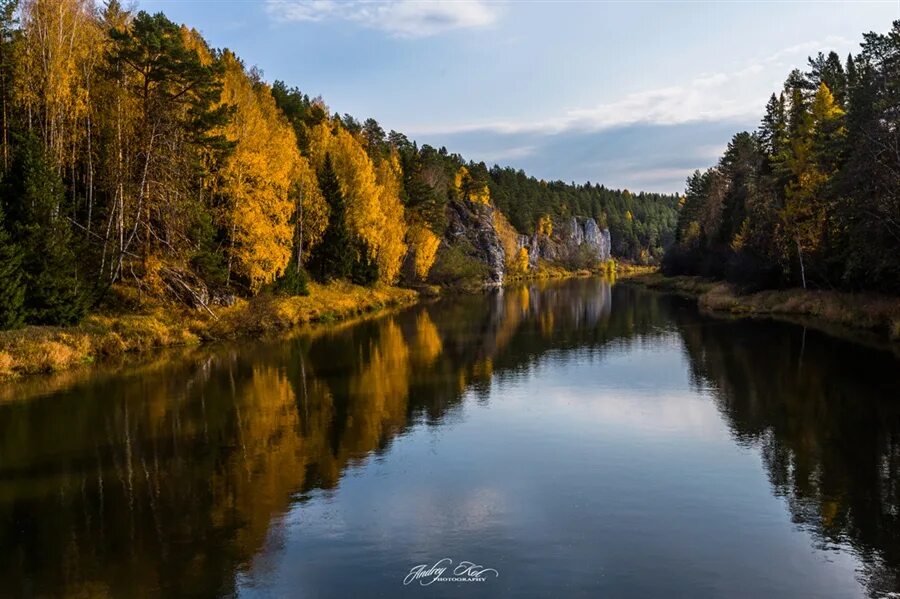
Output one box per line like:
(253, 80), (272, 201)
(796, 238), (807, 290)
(295, 193), (304, 273)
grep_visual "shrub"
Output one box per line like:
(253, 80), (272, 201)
(275, 266), (310, 296)
(428, 242), (488, 286)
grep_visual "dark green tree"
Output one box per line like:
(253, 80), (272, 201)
(107, 11), (231, 148)
(351, 239), (379, 286)
(361, 118), (387, 159)
(309, 154), (353, 281)
(808, 51), (847, 106)
(2, 136), (88, 325)
(0, 205), (24, 329)
(759, 93), (788, 159)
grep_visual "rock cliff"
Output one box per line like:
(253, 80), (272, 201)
(518, 217), (611, 269)
(442, 200), (506, 285)
(433, 206), (610, 286)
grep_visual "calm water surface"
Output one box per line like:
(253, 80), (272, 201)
(1, 279), (900, 598)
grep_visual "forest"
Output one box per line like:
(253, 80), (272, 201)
(664, 21), (900, 294)
(0, 0), (678, 331)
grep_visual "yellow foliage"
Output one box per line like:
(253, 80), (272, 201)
(453, 166), (467, 193)
(454, 166), (490, 205)
(15, 0), (99, 169)
(515, 247), (530, 273)
(731, 218), (751, 252)
(811, 82), (845, 124)
(494, 210), (524, 273)
(782, 83), (845, 260)
(682, 221), (702, 248)
(218, 52), (300, 291)
(292, 157), (329, 262)
(537, 215), (553, 237)
(373, 153), (408, 283)
(307, 122), (407, 283)
(408, 223), (441, 280)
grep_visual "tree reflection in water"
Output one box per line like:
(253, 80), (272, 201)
(0, 278), (897, 597)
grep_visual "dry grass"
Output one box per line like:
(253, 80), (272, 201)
(614, 263), (658, 277)
(629, 273), (900, 341)
(505, 260), (593, 283)
(0, 281), (418, 380)
(628, 273), (718, 296)
(210, 281), (416, 338)
(698, 284), (900, 340)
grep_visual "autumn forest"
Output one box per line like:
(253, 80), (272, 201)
(0, 0), (681, 331)
(1, 4), (900, 597)
(664, 23), (900, 294)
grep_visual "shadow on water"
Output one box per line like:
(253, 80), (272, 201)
(0, 278), (898, 597)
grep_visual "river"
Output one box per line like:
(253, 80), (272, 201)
(1, 278), (899, 598)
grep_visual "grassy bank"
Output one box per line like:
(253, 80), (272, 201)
(0, 282), (418, 380)
(505, 260), (593, 283)
(629, 273), (900, 342)
(505, 258), (642, 284)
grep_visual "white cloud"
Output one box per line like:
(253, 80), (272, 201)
(265, 0), (498, 38)
(619, 167), (700, 186)
(406, 35), (859, 136)
(475, 145), (537, 162)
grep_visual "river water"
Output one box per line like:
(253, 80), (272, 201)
(1, 278), (899, 598)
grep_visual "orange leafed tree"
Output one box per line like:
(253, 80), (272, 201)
(218, 51), (301, 291)
(307, 122), (407, 283)
(407, 222), (441, 280)
(454, 165), (490, 205)
(15, 0), (99, 171)
(373, 151), (407, 283)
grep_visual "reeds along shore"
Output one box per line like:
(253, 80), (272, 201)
(630, 273), (900, 342)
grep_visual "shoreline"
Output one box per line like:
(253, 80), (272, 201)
(0, 266), (788, 383)
(0, 281), (418, 381)
(625, 273), (900, 345)
(0, 262), (617, 383)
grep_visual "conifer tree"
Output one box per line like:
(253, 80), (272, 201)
(3, 136), (87, 325)
(310, 154), (353, 281)
(759, 93), (788, 159)
(0, 206), (25, 329)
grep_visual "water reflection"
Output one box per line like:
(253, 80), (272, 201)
(0, 278), (898, 597)
(677, 314), (900, 596)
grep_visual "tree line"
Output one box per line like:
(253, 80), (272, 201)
(664, 22), (900, 294)
(0, 0), (679, 331)
(488, 167), (678, 262)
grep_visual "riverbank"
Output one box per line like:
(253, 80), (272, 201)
(0, 281), (418, 380)
(0, 263), (660, 381)
(504, 258), (639, 285)
(628, 273), (900, 342)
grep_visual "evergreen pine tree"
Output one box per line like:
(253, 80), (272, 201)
(351, 239), (379, 286)
(0, 206), (25, 329)
(309, 153), (353, 281)
(3, 136), (87, 325)
(759, 93), (788, 158)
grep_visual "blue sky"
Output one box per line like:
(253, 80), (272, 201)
(142, 1), (898, 193)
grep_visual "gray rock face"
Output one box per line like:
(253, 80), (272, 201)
(582, 219), (611, 262)
(599, 228), (611, 261)
(569, 216), (585, 246)
(445, 200), (506, 285)
(517, 216), (611, 267)
(583, 218), (601, 248)
(441, 208), (609, 285)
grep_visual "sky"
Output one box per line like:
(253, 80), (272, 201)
(141, 0), (898, 193)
